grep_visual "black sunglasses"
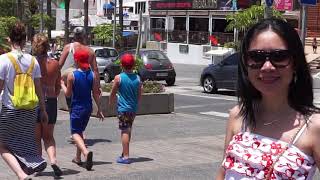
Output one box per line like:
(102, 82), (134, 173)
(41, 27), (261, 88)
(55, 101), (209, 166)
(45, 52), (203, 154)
(246, 49), (291, 69)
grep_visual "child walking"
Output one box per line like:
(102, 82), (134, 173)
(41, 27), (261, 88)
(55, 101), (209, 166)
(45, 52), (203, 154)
(109, 53), (142, 164)
(61, 48), (104, 170)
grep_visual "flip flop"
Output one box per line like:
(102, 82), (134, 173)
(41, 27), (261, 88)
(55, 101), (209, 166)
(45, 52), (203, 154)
(51, 164), (63, 176)
(71, 158), (82, 166)
(85, 151), (93, 170)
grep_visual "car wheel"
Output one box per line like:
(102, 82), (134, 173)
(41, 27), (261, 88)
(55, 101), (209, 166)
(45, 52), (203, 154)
(203, 76), (217, 93)
(104, 71), (111, 83)
(166, 78), (175, 86)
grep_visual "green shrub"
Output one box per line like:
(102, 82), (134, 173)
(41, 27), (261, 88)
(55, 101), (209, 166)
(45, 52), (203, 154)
(114, 55), (144, 73)
(102, 80), (165, 94)
(223, 41), (240, 51)
(142, 80), (165, 93)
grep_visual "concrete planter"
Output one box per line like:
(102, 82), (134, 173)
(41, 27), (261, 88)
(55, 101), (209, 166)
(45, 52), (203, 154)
(58, 91), (174, 117)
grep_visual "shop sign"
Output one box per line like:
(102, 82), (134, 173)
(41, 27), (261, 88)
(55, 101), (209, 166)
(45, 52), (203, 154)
(274, 0), (293, 10)
(150, 0), (217, 10)
(192, 0), (217, 9)
(150, 0), (193, 10)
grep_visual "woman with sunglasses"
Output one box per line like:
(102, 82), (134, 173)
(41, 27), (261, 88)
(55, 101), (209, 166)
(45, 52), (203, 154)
(216, 18), (320, 179)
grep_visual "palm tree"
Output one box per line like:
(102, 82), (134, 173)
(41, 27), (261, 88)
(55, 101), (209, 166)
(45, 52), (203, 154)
(84, 0), (89, 39)
(225, 5), (283, 33)
(17, 0), (22, 19)
(47, 0), (52, 40)
(64, 0), (70, 43)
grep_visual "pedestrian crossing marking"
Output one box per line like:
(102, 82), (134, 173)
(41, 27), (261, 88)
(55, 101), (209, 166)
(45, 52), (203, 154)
(200, 111), (229, 118)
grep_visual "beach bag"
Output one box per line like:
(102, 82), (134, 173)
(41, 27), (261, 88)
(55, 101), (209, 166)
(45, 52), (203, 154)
(7, 53), (39, 109)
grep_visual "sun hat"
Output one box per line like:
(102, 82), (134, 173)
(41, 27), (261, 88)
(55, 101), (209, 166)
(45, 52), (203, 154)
(121, 53), (135, 69)
(74, 49), (90, 69)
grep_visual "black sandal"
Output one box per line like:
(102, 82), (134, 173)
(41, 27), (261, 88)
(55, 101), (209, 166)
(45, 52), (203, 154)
(71, 158), (82, 166)
(51, 164), (63, 176)
(85, 151), (93, 170)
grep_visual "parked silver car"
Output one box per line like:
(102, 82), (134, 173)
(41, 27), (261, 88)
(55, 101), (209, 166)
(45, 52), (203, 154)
(89, 46), (118, 77)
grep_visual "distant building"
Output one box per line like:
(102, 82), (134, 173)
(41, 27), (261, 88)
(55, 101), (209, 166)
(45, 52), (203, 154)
(146, 0), (300, 65)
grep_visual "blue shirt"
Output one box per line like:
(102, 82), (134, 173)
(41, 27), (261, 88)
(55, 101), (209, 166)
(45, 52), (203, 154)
(117, 72), (140, 112)
(72, 69), (93, 108)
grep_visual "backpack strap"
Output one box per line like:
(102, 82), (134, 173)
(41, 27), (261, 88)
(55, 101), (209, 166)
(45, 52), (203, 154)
(7, 53), (22, 74)
(26, 57), (36, 76)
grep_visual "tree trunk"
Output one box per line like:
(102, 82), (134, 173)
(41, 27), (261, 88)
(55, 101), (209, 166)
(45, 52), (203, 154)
(17, 0), (22, 19)
(119, 0), (124, 50)
(84, 0), (89, 44)
(47, 0), (52, 41)
(64, 0), (70, 44)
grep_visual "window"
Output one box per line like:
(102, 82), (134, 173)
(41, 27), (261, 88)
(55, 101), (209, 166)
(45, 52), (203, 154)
(168, 17), (187, 43)
(143, 51), (169, 62)
(179, 44), (189, 54)
(223, 53), (239, 65)
(135, 2), (146, 14)
(189, 18), (209, 44)
(151, 18), (165, 29)
(95, 49), (118, 58)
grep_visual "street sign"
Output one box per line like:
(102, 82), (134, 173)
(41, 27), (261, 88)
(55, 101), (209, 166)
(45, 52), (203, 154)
(266, 0), (273, 7)
(300, 0), (317, 5)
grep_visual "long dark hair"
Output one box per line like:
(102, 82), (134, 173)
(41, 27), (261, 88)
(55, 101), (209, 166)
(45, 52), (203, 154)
(238, 18), (319, 129)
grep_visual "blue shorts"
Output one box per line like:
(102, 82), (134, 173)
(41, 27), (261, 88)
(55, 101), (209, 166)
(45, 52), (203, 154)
(117, 112), (136, 131)
(70, 106), (92, 134)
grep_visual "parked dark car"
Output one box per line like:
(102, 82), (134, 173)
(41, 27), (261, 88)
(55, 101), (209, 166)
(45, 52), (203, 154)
(200, 52), (240, 93)
(103, 49), (176, 86)
(89, 46), (118, 77)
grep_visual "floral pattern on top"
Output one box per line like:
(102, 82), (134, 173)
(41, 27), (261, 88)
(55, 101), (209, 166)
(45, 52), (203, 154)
(223, 132), (316, 180)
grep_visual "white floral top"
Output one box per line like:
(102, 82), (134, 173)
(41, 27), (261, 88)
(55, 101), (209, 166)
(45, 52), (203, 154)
(223, 131), (316, 180)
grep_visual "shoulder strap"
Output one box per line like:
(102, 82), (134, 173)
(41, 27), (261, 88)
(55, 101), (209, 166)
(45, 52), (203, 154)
(7, 53), (22, 74)
(292, 115), (312, 145)
(265, 117), (308, 180)
(26, 57), (36, 76)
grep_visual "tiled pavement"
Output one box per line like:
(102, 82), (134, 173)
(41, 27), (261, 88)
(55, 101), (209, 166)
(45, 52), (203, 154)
(0, 111), (226, 179)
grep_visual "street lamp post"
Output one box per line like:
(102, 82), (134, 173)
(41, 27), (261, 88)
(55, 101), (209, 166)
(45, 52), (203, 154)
(113, 0), (117, 48)
(300, 5), (308, 47)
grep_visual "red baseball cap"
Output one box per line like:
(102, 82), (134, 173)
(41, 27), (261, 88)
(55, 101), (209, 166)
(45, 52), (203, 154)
(121, 53), (135, 69)
(74, 50), (90, 69)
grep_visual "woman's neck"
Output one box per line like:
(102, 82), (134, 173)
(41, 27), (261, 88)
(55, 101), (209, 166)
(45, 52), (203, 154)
(260, 95), (291, 114)
(11, 43), (23, 51)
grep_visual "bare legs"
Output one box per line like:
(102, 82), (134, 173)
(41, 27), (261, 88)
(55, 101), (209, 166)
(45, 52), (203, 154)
(72, 133), (89, 162)
(121, 128), (132, 158)
(72, 132), (93, 170)
(35, 122), (62, 176)
(35, 123), (58, 165)
(0, 144), (28, 180)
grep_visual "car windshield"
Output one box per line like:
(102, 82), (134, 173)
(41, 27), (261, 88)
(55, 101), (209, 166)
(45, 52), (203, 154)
(142, 51), (168, 61)
(96, 49), (118, 58)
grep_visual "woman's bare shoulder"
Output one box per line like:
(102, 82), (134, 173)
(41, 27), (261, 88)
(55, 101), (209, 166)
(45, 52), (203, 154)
(309, 113), (320, 129)
(227, 105), (243, 133)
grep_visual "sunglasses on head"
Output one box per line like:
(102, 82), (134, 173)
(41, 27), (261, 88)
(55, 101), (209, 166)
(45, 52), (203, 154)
(246, 49), (291, 69)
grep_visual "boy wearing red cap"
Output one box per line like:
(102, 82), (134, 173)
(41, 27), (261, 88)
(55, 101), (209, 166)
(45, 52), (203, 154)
(109, 53), (142, 164)
(61, 49), (104, 170)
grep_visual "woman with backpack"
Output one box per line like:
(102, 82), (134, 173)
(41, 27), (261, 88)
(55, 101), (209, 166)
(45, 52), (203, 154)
(0, 22), (48, 180)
